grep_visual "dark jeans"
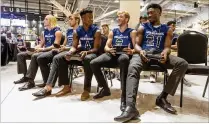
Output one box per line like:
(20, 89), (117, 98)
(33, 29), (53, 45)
(46, 51), (68, 86)
(59, 53), (97, 92)
(126, 54), (188, 108)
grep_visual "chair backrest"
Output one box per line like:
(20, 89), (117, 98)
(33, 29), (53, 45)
(25, 42), (31, 48)
(177, 31), (208, 65)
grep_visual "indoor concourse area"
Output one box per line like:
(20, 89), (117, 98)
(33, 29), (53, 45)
(1, 0), (209, 123)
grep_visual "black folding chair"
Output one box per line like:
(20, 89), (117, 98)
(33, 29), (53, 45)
(177, 31), (209, 107)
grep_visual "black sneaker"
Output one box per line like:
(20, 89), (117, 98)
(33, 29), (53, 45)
(14, 77), (28, 84)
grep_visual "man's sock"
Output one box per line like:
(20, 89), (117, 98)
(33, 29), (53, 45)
(159, 91), (168, 99)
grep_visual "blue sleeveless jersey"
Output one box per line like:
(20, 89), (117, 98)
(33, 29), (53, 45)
(141, 23), (169, 52)
(44, 27), (61, 47)
(66, 28), (73, 47)
(17, 39), (24, 46)
(112, 28), (134, 48)
(76, 25), (99, 51)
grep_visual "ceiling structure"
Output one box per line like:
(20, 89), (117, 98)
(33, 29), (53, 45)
(1, 0), (209, 24)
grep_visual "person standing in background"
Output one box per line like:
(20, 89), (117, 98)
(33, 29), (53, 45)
(16, 34), (26, 52)
(135, 15), (148, 30)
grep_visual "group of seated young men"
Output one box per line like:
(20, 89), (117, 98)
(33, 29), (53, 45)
(14, 4), (188, 122)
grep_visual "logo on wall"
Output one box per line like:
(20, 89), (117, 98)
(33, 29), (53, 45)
(1, 6), (23, 13)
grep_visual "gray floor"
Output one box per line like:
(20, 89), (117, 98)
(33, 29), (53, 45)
(1, 61), (209, 123)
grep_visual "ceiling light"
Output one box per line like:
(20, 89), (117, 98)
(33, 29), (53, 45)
(114, 0), (119, 3)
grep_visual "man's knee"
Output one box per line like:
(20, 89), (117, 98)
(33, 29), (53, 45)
(128, 63), (142, 77)
(17, 52), (26, 60)
(90, 58), (98, 67)
(118, 54), (129, 64)
(176, 58), (188, 70)
(84, 54), (96, 63)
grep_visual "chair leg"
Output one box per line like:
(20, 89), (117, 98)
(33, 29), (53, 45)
(163, 72), (166, 89)
(180, 78), (184, 107)
(108, 68), (113, 87)
(69, 65), (74, 89)
(202, 76), (209, 97)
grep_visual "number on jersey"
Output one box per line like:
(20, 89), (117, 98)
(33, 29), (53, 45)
(146, 34), (162, 48)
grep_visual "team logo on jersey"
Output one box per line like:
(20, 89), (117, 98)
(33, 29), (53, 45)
(85, 41), (91, 50)
(115, 38), (123, 46)
(46, 37), (51, 45)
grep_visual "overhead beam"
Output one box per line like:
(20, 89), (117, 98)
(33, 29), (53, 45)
(45, 0), (71, 16)
(94, 9), (119, 22)
(88, 3), (118, 8)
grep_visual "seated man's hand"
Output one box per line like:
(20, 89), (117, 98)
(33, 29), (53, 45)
(140, 50), (149, 62)
(106, 47), (116, 56)
(79, 51), (88, 60)
(123, 48), (134, 55)
(35, 48), (44, 53)
(59, 46), (66, 52)
(64, 51), (72, 61)
(160, 51), (168, 64)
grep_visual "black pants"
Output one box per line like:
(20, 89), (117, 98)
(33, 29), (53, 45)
(59, 53), (97, 92)
(126, 54), (188, 108)
(46, 51), (68, 86)
(37, 51), (58, 84)
(25, 52), (43, 80)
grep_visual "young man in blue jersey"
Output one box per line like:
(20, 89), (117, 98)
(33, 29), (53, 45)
(32, 14), (80, 97)
(57, 8), (101, 101)
(114, 4), (188, 122)
(16, 34), (26, 52)
(90, 11), (137, 111)
(16, 15), (62, 91)
(167, 21), (178, 50)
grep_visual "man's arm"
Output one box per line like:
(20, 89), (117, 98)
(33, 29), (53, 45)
(62, 35), (67, 46)
(134, 26), (144, 54)
(171, 42), (177, 50)
(104, 31), (113, 52)
(130, 30), (137, 53)
(87, 30), (101, 54)
(163, 28), (173, 54)
(68, 30), (79, 54)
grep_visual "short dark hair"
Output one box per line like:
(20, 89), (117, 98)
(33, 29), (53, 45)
(167, 21), (176, 26)
(17, 34), (22, 37)
(80, 7), (93, 17)
(147, 3), (162, 13)
(140, 16), (148, 20)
